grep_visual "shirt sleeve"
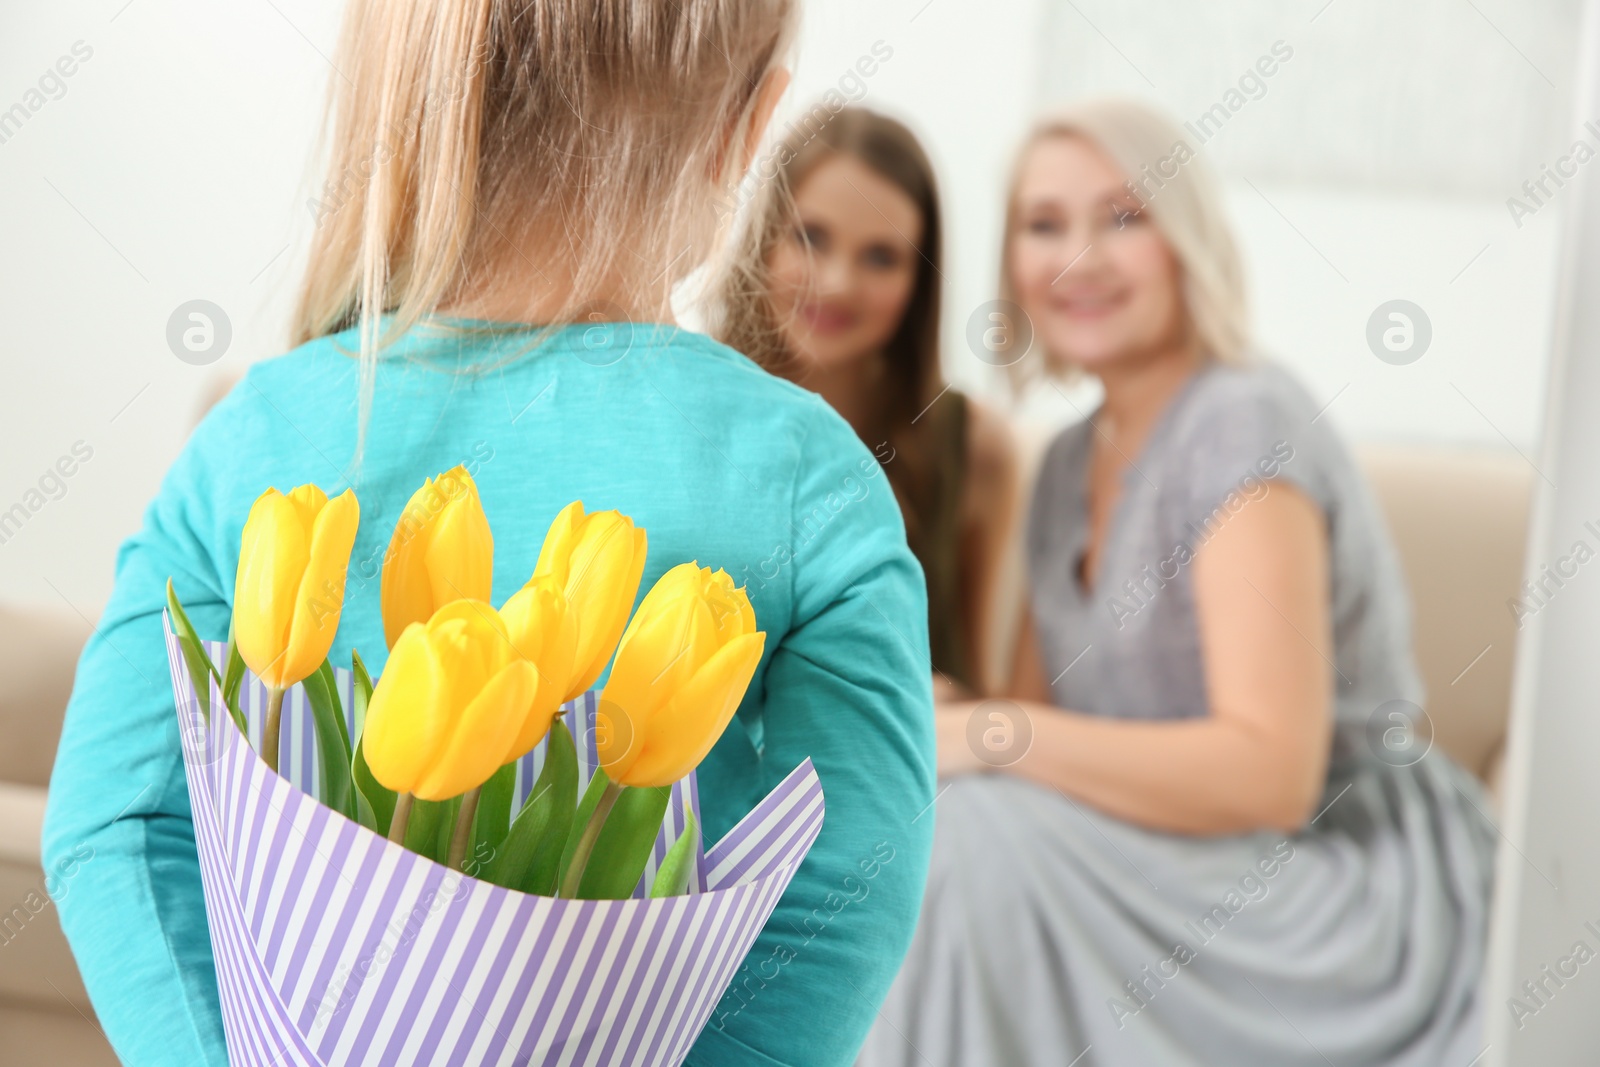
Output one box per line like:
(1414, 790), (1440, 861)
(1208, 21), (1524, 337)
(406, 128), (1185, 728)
(686, 402), (937, 1067)
(1174, 367), (1335, 541)
(41, 403), (240, 1065)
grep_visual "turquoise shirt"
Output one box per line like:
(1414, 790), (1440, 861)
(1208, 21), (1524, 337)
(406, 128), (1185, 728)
(42, 320), (936, 1066)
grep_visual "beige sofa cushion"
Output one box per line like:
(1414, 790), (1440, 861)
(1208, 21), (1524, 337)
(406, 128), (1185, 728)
(1356, 445), (1531, 782)
(0, 603), (94, 1020)
(0, 606), (90, 790)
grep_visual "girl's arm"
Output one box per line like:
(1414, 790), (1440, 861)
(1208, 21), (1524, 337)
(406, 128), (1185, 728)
(689, 405), (936, 1067)
(937, 480), (1332, 836)
(42, 446), (233, 1064)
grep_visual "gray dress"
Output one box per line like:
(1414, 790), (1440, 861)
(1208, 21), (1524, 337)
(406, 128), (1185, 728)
(856, 362), (1497, 1067)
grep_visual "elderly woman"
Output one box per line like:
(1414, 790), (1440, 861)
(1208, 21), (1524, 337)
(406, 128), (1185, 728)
(857, 98), (1496, 1067)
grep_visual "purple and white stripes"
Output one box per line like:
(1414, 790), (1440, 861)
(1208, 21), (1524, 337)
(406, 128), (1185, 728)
(163, 618), (824, 1067)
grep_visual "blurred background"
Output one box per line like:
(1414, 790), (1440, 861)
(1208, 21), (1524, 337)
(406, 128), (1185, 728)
(0, 0), (1589, 1063)
(0, 0), (1572, 611)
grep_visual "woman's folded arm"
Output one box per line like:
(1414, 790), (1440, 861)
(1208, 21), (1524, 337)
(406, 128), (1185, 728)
(943, 480), (1332, 837)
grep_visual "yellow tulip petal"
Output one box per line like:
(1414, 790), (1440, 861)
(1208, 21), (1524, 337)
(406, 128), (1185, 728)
(593, 690), (650, 780)
(423, 478), (493, 609)
(610, 562), (699, 658)
(427, 600), (511, 713)
(551, 606), (579, 702)
(500, 581), (580, 764)
(699, 569), (755, 643)
(620, 631), (766, 788)
(596, 567), (723, 779)
(503, 579), (579, 690)
(415, 659), (536, 800)
(715, 569), (757, 637)
(504, 674), (564, 766)
(565, 517), (646, 693)
(234, 490), (311, 690)
(283, 483), (329, 530)
(500, 577), (561, 656)
(381, 468), (494, 650)
(600, 592), (713, 738)
(362, 621), (448, 794)
(281, 488), (360, 687)
(381, 489), (438, 649)
(533, 501), (586, 583)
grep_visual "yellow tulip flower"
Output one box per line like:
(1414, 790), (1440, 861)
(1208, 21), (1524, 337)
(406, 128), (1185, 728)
(530, 501), (648, 700)
(499, 574), (579, 763)
(233, 484), (360, 692)
(596, 562), (766, 788)
(363, 600), (539, 803)
(381, 466), (493, 650)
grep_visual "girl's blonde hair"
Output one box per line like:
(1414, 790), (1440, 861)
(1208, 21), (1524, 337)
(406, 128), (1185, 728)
(291, 0), (797, 465)
(998, 97), (1249, 387)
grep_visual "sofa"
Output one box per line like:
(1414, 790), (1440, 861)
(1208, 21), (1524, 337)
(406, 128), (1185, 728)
(0, 439), (1533, 1064)
(0, 606), (113, 1066)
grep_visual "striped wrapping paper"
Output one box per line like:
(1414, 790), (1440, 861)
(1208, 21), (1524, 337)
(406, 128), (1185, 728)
(163, 618), (824, 1067)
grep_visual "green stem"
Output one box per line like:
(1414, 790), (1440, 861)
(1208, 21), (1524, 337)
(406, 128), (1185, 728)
(447, 786), (481, 871)
(261, 688), (286, 772)
(558, 778), (625, 899)
(388, 792), (414, 846)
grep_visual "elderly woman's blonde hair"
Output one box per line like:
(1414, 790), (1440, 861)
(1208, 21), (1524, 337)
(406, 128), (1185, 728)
(998, 97), (1249, 387)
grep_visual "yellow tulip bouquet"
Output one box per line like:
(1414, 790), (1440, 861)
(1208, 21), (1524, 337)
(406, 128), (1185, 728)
(161, 469), (825, 1066)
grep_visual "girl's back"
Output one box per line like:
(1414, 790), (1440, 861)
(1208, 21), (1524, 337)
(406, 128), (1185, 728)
(47, 284), (936, 1067)
(40, 1), (938, 1063)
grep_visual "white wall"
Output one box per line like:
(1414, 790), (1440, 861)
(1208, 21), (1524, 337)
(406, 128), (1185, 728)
(0, 0), (340, 614)
(0, 0), (1048, 616)
(1026, 0), (1578, 450)
(1237, 183), (1561, 449)
(0, 0), (1573, 613)
(763, 0), (1048, 401)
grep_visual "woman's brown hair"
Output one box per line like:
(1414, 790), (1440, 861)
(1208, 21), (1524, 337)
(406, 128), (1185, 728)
(709, 106), (949, 547)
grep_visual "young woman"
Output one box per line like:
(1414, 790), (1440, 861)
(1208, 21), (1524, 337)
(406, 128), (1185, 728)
(857, 98), (1496, 1066)
(715, 107), (1017, 700)
(42, 4), (936, 1066)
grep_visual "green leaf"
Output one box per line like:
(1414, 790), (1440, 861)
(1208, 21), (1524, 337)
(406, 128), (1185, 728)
(351, 733), (395, 837)
(557, 765), (613, 891)
(348, 651), (395, 836)
(220, 631), (248, 737)
(166, 579), (220, 723)
(434, 794), (463, 860)
(478, 719), (578, 895)
(472, 762), (517, 857)
(350, 650), (373, 737)
(577, 782), (671, 900)
(319, 660), (353, 756)
(404, 797), (454, 865)
(352, 780), (380, 834)
(300, 660), (355, 821)
(649, 809), (697, 898)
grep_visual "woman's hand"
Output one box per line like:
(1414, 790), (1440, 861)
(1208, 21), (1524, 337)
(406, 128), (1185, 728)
(934, 701), (988, 778)
(931, 671), (971, 704)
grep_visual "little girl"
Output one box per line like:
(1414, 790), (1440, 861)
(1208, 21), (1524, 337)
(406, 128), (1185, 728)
(42, 3), (935, 1065)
